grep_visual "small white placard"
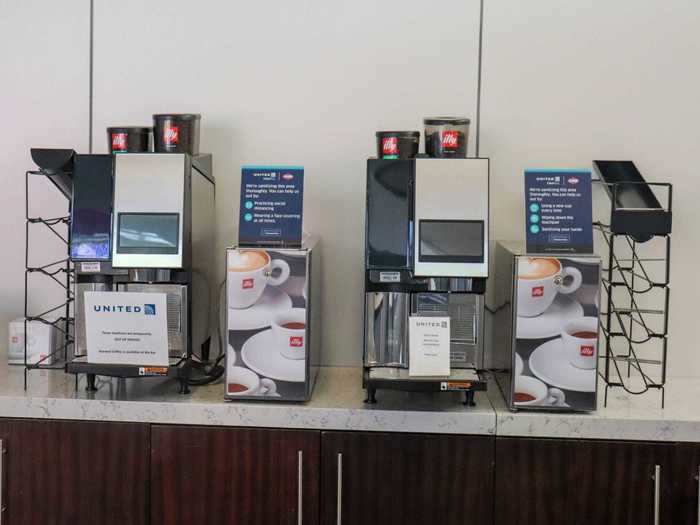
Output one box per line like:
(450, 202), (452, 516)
(80, 262), (101, 273)
(84, 291), (169, 366)
(409, 316), (450, 377)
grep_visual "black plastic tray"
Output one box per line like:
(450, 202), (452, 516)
(593, 160), (672, 241)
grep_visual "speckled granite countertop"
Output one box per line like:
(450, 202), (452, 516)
(4, 362), (700, 441)
(488, 376), (700, 442)
(3, 364), (495, 435)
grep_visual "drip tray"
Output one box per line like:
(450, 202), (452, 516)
(364, 367), (486, 405)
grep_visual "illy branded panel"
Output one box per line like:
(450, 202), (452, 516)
(225, 237), (321, 401)
(487, 241), (601, 412)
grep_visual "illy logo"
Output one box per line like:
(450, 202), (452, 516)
(290, 336), (303, 347)
(242, 278), (254, 289)
(580, 345), (594, 357)
(382, 137), (398, 155)
(111, 133), (127, 151)
(164, 124), (179, 145)
(531, 286), (545, 297)
(441, 130), (459, 149)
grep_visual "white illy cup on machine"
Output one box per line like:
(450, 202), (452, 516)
(227, 249), (290, 309)
(517, 257), (582, 317)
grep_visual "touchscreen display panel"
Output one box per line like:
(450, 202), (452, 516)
(117, 213), (179, 254)
(419, 220), (484, 263)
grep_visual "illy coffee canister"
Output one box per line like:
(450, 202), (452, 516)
(107, 126), (151, 154)
(424, 117), (470, 158)
(153, 113), (201, 154)
(375, 131), (420, 159)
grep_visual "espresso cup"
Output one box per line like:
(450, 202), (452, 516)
(272, 308), (306, 360)
(513, 375), (566, 407)
(562, 317), (598, 369)
(227, 249), (290, 309)
(517, 257), (583, 317)
(226, 365), (277, 396)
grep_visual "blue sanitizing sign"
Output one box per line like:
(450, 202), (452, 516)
(525, 169), (593, 254)
(238, 165), (304, 246)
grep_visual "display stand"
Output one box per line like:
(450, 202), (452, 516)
(593, 161), (672, 407)
(23, 167), (75, 389)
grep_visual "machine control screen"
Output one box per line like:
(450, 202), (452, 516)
(117, 213), (179, 254)
(419, 220), (484, 263)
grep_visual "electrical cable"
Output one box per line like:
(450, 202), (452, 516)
(186, 279), (227, 386)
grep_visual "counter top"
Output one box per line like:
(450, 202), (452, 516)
(489, 376), (700, 442)
(6, 363), (700, 442)
(5, 364), (496, 435)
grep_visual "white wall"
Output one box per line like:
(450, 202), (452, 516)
(481, 0), (700, 376)
(0, 1), (89, 345)
(91, 0), (481, 366)
(2, 1), (699, 374)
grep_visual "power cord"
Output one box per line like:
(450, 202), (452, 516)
(187, 279), (227, 386)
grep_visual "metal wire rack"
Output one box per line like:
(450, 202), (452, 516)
(23, 168), (74, 389)
(593, 169), (672, 408)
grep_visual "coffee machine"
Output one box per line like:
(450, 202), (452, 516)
(68, 153), (215, 390)
(363, 158), (489, 404)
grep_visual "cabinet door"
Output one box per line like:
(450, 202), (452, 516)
(321, 431), (494, 525)
(151, 425), (320, 525)
(672, 443), (700, 525)
(0, 418), (149, 525)
(495, 437), (674, 525)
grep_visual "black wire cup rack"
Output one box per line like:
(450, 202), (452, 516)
(23, 165), (75, 388)
(593, 160), (672, 407)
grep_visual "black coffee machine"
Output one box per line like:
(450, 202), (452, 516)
(363, 157), (490, 404)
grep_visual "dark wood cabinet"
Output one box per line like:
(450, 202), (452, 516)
(320, 431), (494, 525)
(671, 443), (700, 525)
(0, 418), (149, 525)
(151, 425), (320, 525)
(495, 437), (675, 525)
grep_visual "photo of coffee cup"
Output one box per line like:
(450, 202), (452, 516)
(226, 365), (277, 396)
(517, 257), (583, 317)
(271, 308), (306, 360)
(562, 317), (599, 369)
(513, 375), (566, 407)
(228, 249), (290, 309)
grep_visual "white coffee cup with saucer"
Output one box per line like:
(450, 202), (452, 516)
(517, 257), (582, 317)
(228, 249), (290, 309)
(271, 308), (306, 360)
(226, 366), (277, 396)
(513, 375), (566, 407)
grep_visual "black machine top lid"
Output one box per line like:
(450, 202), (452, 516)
(107, 126), (152, 133)
(153, 113), (201, 121)
(375, 131), (420, 138)
(423, 117), (470, 125)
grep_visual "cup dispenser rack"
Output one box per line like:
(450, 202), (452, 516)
(592, 160), (672, 408)
(22, 149), (77, 389)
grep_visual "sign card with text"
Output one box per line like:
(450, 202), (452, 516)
(84, 291), (169, 366)
(525, 169), (593, 254)
(239, 165), (304, 246)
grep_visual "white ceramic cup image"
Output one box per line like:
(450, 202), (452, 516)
(562, 317), (599, 370)
(271, 308), (306, 360)
(226, 365), (277, 396)
(513, 375), (566, 407)
(227, 249), (290, 309)
(517, 257), (583, 317)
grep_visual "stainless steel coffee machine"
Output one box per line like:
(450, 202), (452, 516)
(363, 158), (489, 404)
(68, 153), (215, 391)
